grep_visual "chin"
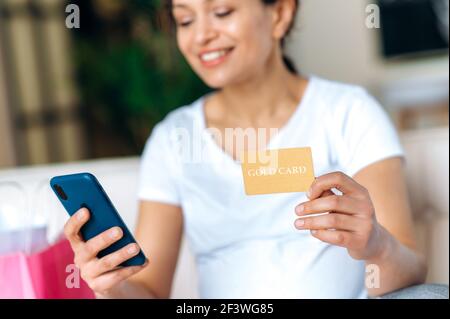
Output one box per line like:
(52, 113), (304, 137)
(197, 75), (228, 89)
(202, 78), (228, 89)
(198, 70), (249, 89)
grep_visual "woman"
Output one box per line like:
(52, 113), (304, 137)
(64, 0), (427, 298)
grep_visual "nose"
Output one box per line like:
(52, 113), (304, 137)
(194, 15), (217, 46)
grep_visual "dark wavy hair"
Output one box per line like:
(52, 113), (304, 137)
(164, 0), (299, 74)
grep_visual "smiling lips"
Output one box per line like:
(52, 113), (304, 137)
(199, 48), (234, 68)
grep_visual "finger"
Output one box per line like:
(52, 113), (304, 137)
(93, 243), (141, 277)
(307, 189), (334, 200)
(297, 190), (337, 214)
(308, 172), (366, 200)
(295, 195), (364, 216)
(295, 213), (359, 232)
(319, 190), (335, 197)
(90, 262), (148, 294)
(79, 227), (123, 261)
(63, 208), (90, 249)
(310, 229), (352, 248)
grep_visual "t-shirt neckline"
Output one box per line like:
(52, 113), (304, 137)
(196, 76), (317, 166)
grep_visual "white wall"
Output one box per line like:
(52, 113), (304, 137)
(286, 0), (449, 99)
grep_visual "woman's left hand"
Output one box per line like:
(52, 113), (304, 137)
(294, 171), (384, 261)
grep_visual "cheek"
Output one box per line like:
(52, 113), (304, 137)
(177, 31), (195, 63)
(251, 19), (275, 58)
(176, 32), (187, 55)
(228, 16), (274, 64)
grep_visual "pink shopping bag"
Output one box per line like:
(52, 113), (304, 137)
(0, 238), (95, 299)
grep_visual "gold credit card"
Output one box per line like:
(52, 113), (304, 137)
(241, 147), (315, 195)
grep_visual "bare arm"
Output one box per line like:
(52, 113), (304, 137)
(294, 157), (427, 297)
(354, 157), (427, 296)
(127, 200), (184, 298)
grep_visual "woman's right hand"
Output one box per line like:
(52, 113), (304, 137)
(63, 207), (148, 297)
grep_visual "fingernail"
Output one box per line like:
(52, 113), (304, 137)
(296, 205), (304, 214)
(127, 245), (138, 255)
(109, 228), (120, 239)
(296, 219), (305, 228)
(77, 210), (85, 220)
(311, 230), (317, 235)
(306, 189), (311, 199)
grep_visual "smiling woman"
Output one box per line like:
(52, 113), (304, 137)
(61, 0), (430, 299)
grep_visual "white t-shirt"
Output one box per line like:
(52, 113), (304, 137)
(137, 76), (404, 298)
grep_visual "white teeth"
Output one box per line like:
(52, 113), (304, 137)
(201, 50), (228, 62)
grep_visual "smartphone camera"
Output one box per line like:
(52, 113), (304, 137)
(53, 184), (68, 200)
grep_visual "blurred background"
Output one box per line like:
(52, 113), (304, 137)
(0, 0), (448, 166)
(0, 0), (210, 165)
(0, 0), (448, 296)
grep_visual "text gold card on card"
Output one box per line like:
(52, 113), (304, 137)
(241, 147), (315, 195)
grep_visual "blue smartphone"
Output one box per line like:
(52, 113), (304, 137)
(50, 173), (147, 267)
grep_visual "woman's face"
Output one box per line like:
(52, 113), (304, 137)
(172, 0), (278, 88)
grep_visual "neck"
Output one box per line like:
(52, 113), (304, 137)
(216, 52), (305, 125)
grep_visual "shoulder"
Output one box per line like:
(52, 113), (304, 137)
(310, 76), (386, 126)
(147, 96), (204, 144)
(142, 96), (205, 154)
(156, 97), (203, 132)
(311, 76), (375, 109)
